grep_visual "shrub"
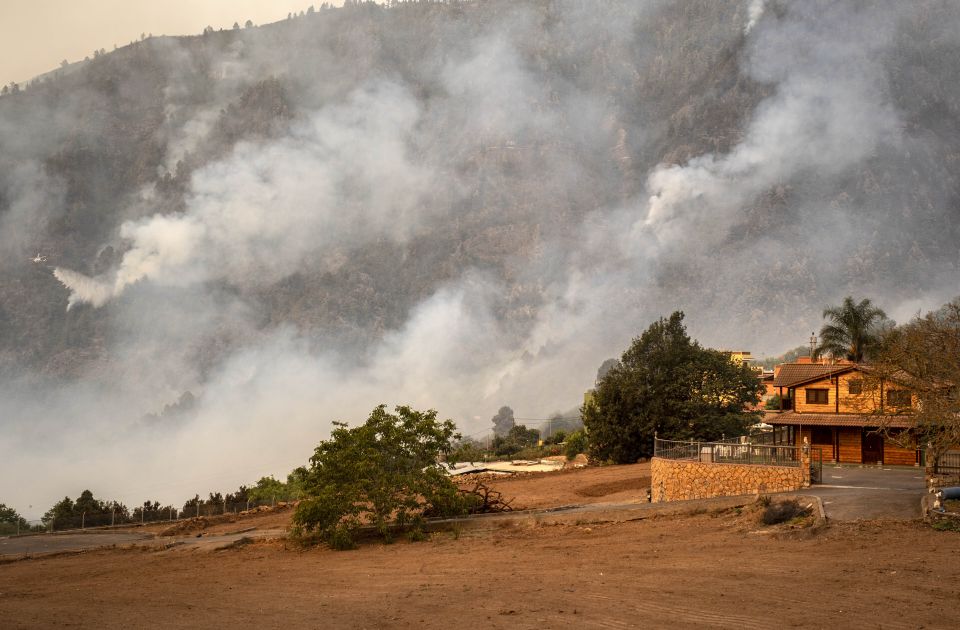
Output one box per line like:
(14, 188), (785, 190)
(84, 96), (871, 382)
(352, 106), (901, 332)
(448, 441), (485, 464)
(760, 498), (809, 525)
(293, 405), (472, 549)
(931, 519), (960, 532)
(565, 430), (588, 460)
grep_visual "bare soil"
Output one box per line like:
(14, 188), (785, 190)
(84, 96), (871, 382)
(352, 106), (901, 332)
(2, 464), (959, 629)
(460, 461), (651, 509)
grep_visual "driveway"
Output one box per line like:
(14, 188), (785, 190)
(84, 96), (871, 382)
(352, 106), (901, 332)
(797, 465), (926, 520)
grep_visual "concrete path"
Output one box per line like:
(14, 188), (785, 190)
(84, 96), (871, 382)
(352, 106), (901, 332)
(0, 527), (291, 558)
(797, 465), (926, 520)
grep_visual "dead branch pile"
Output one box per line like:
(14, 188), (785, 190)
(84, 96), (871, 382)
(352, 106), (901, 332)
(462, 482), (515, 513)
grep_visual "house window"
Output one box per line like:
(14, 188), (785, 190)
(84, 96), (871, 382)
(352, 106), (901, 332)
(806, 388), (829, 405)
(887, 390), (912, 409)
(811, 427), (832, 445)
(848, 380), (863, 395)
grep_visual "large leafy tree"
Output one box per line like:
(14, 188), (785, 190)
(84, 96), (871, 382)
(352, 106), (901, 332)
(293, 405), (474, 549)
(42, 491), (128, 529)
(0, 503), (28, 535)
(491, 424), (541, 456)
(246, 467), (309, 504)
(815, 296), (888, 362)
(869, 298), (960, 464)
(583, 312), (762, 464)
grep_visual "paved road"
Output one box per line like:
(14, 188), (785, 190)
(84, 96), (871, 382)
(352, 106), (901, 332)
(798, 465), (926, 520)
(0, 528), (293, 558)
(0, 468), (928, 558)
(0, 531), (153, 557)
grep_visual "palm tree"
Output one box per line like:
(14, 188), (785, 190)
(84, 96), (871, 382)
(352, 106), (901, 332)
(815, 297), (887, 363)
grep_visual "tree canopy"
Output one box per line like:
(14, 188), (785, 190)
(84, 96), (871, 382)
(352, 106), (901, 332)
(815, 296), (888, 362)
(293, 405), (472, 549)
(583, 312), (762, 463)
(869, 298), (960, 460)
(42, 490), (128, 530)
(491, 424), (540, 457)
(0, 503), (28, 535)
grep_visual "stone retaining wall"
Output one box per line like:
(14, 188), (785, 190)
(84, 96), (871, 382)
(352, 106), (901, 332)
(651, 457), (806, 503)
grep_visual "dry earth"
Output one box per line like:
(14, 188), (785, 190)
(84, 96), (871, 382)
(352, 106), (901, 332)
(2, 464), (959, 629)
(460, 461), (651, 509)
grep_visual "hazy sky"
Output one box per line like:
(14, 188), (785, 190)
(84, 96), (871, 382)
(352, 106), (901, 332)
(0, 1), (340, 84)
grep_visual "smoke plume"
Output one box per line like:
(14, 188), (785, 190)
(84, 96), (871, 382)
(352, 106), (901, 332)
(1, 0), (959, 517)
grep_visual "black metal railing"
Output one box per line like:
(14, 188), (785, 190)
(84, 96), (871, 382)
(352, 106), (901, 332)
(935, 451), (960, 474)
(654, 438), (802, 468)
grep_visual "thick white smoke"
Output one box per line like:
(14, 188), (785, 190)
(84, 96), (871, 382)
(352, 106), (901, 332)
(2, 1), (957, 517)
(744, 0), (766, 34)
(639, 4), (901, 254)
(55, 81), (435, 308)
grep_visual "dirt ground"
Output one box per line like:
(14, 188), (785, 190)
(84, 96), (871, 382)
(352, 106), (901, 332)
(460, 461), (651, 509)
(3, 465), (959, 629)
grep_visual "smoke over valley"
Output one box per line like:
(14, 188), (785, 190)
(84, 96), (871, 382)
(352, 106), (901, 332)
(2, 0), (959, 516)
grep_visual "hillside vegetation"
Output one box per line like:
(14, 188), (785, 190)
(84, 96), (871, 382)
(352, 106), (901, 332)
(0, 0), (958, 398)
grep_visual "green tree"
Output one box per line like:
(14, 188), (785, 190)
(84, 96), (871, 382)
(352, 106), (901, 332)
(0, 503), (28, 535)
(247, 468), (307, 503)
(815, 296), (888, 362)
(491, 424), (540, 456)
(583, 312), (762, 463)
(43, 496), (75, 529)
(42, 491), (127, 529)
(293, 405), (473, 549)
(564, 430), (588, 460)
(869, 298), (960, 464)
(447, 439), (485, 464)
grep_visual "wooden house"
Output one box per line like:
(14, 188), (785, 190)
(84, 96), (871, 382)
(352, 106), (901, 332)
(765, 362), (919, 465)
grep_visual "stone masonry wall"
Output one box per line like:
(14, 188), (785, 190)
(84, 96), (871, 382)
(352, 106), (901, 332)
(651, 457), (806, 503)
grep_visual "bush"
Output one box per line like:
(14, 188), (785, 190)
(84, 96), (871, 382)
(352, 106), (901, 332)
(492, 424), (541, 457)
(931, 518), (960, 532)
(760, 498), (810, 525)
(565, 430), (588, 460)
(293, 405), (473, 549)
(448, 441), (485, 464)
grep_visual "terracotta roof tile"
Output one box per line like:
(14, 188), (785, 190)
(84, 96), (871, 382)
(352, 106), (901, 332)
(765, 411), (914, 429)
(772, 364), (855, 388)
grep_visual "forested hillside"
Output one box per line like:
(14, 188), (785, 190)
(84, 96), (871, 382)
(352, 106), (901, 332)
(1, 0), (958, 430)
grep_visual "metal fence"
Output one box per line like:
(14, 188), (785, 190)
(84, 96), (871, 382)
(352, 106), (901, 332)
(0, 519), (45, 537)
(654, 437), (803, 468)
(935, 451), (960, 474)
(0, 497), (289, 536)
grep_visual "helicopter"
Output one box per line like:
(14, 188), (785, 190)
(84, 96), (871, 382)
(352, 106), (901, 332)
(30, 253), (47, 263)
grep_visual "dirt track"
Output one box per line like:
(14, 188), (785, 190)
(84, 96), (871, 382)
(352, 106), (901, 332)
(2, 464), (959, 629)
